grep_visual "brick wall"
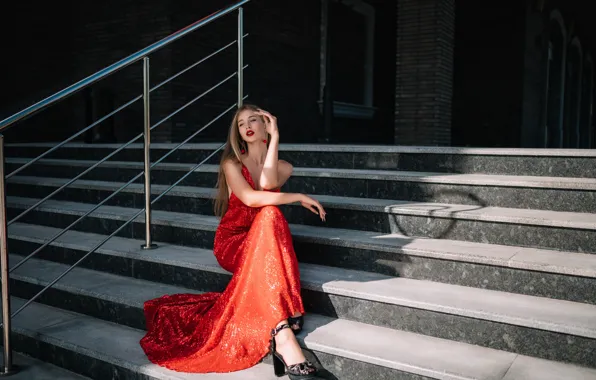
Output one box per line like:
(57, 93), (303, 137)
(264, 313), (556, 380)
(394, 0), (455, 146)
(238, 0), (322, 143)
(3, 1), (321, 144)
(163, 0), (322, 143)
(70, 0), (174, 143)
(450, 0), (595, 148)
(1, 1), (79, 143)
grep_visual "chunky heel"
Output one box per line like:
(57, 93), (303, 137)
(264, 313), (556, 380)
(269, 323), (323, 379)
(272, 353), (287, 377)
(270, 332), (288, 377)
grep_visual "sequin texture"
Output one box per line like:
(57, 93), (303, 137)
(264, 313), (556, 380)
(140, 164), (305, 373)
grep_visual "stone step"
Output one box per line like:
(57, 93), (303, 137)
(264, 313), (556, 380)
(5, 158), (596, 212)
(12, 298), (594, 380)
(0, 351), (90, 380)
(7, 199), (596, 304)
(8, 254), (596, 369)
(8, 298), (285, 380)
(7, 175), (596, 254)
(7, 142), (596, 178)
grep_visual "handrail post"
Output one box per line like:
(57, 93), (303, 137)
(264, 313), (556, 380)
(238, 7), (244, 107)
(141, 57), (157, 250)
(0, 135), (19, 376)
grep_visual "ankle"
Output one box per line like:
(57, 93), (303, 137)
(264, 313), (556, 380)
(274, 329), (293, 346)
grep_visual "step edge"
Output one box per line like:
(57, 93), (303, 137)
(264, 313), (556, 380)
(8, 142), (596, 157)
(6, 158), (596, 189)
(8, 176), (596, 230)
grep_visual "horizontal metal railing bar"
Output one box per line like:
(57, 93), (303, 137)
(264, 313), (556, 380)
(145, 98), (246, 172)
(6, 37), (248, 181)
(6, 95), (143, 179)
(4, 101), (243, 322)
(5, 96), (142, 180)
(8, 99), (244, 274)
(0, 0), (250, 133)
(7, 142), (146, 273)
(152, 34), (248, 92)
(5, 145), (226, 324)
(6, 68), (244, 227)
(151, 65), (248, 131)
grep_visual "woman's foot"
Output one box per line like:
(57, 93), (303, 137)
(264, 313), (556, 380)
(274, 321), (307, 366)
(270, 322), (319, 378)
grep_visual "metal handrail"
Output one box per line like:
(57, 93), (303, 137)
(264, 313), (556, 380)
(5, 36), (246, 181)
(7, 67), (246, 228)
(0, 1), (249, 375)
(5, 100), (242, 322)
(9, 88), (246, 274)
(0, 0), (249, 133)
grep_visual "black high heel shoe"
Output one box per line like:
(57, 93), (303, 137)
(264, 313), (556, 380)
(288, 315), (304, 334)
(270, 323), (321, 379)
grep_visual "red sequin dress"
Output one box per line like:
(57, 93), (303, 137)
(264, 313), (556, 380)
(140, 164), (305, 373)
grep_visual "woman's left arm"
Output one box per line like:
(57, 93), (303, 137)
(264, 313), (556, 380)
(259, 110), (292, 190)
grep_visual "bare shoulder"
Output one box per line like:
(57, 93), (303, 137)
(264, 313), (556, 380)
(222, 159), (242, 172)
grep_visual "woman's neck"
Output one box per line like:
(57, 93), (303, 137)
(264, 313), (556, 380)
(246, 142), (267, 166)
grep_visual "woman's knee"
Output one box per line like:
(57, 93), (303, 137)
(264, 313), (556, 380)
(257, 205), (283, 218)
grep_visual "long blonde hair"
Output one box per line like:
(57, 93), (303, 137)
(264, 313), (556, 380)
(214, 104), (265, 216)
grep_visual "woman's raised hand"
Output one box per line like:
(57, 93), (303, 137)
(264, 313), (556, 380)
(299, 194), (326, 222)
(257, 108), (278, 136)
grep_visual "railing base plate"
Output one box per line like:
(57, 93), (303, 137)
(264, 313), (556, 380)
(0, 365), (21, 377)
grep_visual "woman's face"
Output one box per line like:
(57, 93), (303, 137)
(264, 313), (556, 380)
(237, 109), (266, 143)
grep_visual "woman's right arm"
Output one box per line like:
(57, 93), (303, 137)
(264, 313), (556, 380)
(223, 160), (303, 207)
(223, 160), (325, 220)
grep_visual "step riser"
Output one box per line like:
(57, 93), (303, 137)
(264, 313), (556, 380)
(6, 163), (596, 212)
(11, 279), (145, 330)
(6, 146), (220, 166)
(9, 210), (596, 305)
(11, 238), (231, 293)
(11, 272), (596, 367)
(11, 333), (158, 380)
(296, 241), (596, 305)
(8, 183), (596, 254)
(7, 146), (596, 177)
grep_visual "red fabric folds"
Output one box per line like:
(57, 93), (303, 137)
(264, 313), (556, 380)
(140, 164), (304, 373)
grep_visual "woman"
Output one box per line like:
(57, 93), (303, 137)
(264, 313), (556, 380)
(140, 104), (328, 379)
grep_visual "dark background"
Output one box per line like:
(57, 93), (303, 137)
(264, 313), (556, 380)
(1, 0), (594, 148)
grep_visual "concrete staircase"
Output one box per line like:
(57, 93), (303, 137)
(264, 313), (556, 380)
(3, 142), (596, 380)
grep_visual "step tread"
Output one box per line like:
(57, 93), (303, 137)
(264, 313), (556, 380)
(9, 226), (596, 338)
(8, 142), (596, 157)
(10, 254), (190, 308)
(6, 158), (596, 189)
(9, 298), (282, 380)
(9, 297), (596, 380)
(8, 196), (596, 279)
(2, 351), (90, 380)
(9, 175), (596, 229)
